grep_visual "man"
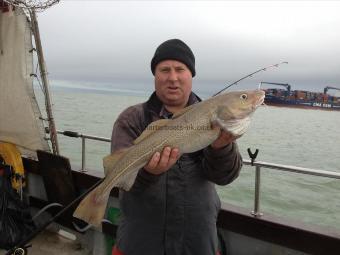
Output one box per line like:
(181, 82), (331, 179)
(111, 39), (242, 255)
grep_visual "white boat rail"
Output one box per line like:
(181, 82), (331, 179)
(57, 130), (340, 217)
(242, 159), (340, 217)
(57, 130), (110, 172)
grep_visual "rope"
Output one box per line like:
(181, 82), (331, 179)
(32, 202), (63, 220)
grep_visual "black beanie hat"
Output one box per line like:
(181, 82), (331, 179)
(151, 39), (196, 77)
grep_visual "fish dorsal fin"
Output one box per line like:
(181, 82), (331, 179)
(133, 119), (170, 145)
(172, 104), (195, 119)
(103, 147), (130, 176)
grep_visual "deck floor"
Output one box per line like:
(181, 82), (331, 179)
(0, 229), (91, 255)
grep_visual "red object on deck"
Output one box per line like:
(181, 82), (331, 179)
(112, 246), (124, 255)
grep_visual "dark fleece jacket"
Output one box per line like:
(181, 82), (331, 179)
(111, 91), (242, 255)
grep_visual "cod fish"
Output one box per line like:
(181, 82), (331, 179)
(73, 90), (265, 226)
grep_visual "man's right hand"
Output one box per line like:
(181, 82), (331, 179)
(143, 146), (180, 175)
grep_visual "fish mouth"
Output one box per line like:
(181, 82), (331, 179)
(257, 94), (265, 106)
(253, 93), (265, 109)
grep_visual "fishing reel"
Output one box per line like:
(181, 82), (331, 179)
(12, 248), (26, 255)
(9, 244), (31, 255)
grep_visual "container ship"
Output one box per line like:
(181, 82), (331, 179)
(262, 82), (340, 111)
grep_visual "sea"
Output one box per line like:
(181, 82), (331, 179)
(35, 81), (340, 232)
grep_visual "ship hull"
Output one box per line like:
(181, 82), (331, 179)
(265, 96), (340, 111)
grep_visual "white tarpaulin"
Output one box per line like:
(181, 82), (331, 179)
(0, 7), (50, 158)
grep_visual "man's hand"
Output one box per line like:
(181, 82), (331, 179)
(211, 125), (238, 150)
(144, 146), (180, 175)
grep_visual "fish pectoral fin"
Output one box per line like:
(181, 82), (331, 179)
(214, 117), (251, 137)
(171, 104), (195, 119)
(133, 119), (170, 145)
(115, 167), (140, 191)
(217, 105), (235, 120)
(103, 147), (130, 176)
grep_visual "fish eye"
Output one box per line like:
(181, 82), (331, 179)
(240, 94), (248, 100)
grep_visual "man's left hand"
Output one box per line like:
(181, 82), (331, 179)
(211, 128), (237, 150)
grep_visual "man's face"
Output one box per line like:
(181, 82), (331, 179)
(154, 60), (192, 109)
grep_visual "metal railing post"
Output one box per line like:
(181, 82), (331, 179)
(81, 136), (86, 172)
(251, 165), (263, 217)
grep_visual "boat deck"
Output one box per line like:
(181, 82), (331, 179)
(0, 229), (91, 255)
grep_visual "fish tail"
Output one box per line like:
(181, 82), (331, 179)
(73, 184), (110, 227)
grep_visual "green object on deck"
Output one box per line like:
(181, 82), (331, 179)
(106, 207), (121, 255)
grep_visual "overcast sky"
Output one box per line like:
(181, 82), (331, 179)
(37, 1), (340, 94)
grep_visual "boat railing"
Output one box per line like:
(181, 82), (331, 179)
(57, 130), (340, 218)
(57, 130), (110, 172)
(242, 159), (340, 217)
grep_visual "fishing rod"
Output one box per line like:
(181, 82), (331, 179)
(213, 61), (288, 96)
(5, 178), (104, 255)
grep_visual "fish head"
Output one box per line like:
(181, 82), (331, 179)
(217, 90), (265, 117)
(212, 90), (265, 136)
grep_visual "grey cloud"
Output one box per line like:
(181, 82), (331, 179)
(38, 1), (340, 93)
